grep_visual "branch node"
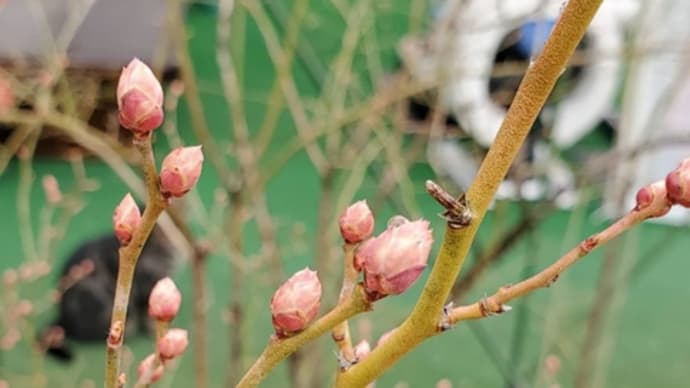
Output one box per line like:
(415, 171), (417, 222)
(331, 332), (345, 343)
(425, 180), (472, 229)
(546, 274), (560, 287)
(335, 350), (356, 371)
(117, 373), (126, 388)
(581, 236), (599, 253)
(438, 302), (455, 331)
(107, 320), (124, 348)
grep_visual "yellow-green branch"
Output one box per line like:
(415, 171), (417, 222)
(336, 0), (604, 386)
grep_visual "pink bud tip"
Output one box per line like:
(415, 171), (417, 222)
(159, 146), (204, 198)
(376, 328), (396, 347)
(42, 175), (62, 205)
(353, 340), (371, 361)
(0, 74), (14, 113)
(148, 277), (182, 322)
(634, 180), (671, 217)
(357, 219), (433, 299)
(270, 268), (322, 337)
(137, 354), (164, 383)
(435, 379), (453, 388)
(157, 328), (189, 361)
(339, 200), (375, 244)
(113, 193), (141, 245)
(665, 158), (690, 207)
(117, 58), (164, 136)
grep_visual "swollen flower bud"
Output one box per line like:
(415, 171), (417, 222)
(113, 193), (141, 245)
(137, 354), (164, 384)
(270, 268), (322, 337)
(157, 328), (189, 361)
(117, 58), (164, 136)
(357, 219), (433, 299)
(159, 146), (204, 198)
(353, 340), (371, 361)
(634, 180), (671, 217)
(665, 158), (690, 207)
(148, 277), (182, 322)
(339, 200), (375, 244)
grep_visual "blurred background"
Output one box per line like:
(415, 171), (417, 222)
(1, 0), (690, 387)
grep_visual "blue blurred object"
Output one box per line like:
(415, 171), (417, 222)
(516, 19), (556, 57)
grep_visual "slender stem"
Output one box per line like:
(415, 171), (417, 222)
(190, 248), (209, 388)
(448, 205), (657, 323)
(0, 109), (145, 198)
(226, 192), (246, 386)
(169, 0), (237, 191)
(133, 321), (169, 388)
(336, 1), (604, 386)
(104, 136), (167, 388)
(331, 243), (359, 367)
(236, 286), (371, 388)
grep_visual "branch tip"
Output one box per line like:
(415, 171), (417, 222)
(425, 180), (472, 228)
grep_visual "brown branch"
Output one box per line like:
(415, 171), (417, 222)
(448, 202), (661, 323)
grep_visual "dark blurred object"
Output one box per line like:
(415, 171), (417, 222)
(39, 225), (177, 362)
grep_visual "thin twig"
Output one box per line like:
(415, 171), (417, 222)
(331, 243), (359, 369)
(448, 203), (660, 322)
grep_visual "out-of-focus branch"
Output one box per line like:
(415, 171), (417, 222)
(168, 0), (237, 191)
(242, 0), (328, 174)
(451, 207), (548, 300)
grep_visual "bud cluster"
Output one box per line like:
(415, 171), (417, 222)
(137, 278), (188, 384)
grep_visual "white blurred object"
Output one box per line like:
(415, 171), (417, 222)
(414, 0), (639, 148)
(603, 0), (690, 225)
(410, 0), (639, 208)
(0, 0), (177, 69)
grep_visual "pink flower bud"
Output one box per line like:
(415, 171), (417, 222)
(117, 58), (164, 136)
(358, 219), (433, 298)
(42, 175), (62, 205)
(353, 340), (371, 361)
(435, 379), (453, 388)
(148, 277), (182, 322)
(157, 328), (189, 361)
(159, 146), (204, 198)
(634, 180), (671, 217)
(0, 74), (14, 113)
(112, 193), (141, 245)
(665, 158), (690, 207)
(270, 268), (322, 337)
(339, 200), (375, 244)
(137, 354), (164, 383)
